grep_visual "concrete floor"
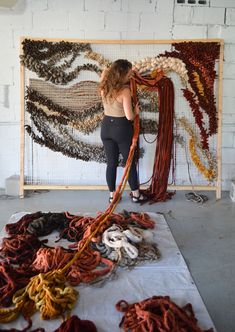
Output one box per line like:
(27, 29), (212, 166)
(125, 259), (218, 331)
(0, 189), (234, 332)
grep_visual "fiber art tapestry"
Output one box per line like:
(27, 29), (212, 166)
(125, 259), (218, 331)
(20, 39), (221, 188)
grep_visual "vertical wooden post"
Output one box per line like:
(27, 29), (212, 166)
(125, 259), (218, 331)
(20, 37), (25, 198)
(216, 40), (224, 200)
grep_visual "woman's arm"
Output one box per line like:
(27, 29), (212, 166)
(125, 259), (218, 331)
(100, 67), (109, 81)
(121, 88), (136, 121)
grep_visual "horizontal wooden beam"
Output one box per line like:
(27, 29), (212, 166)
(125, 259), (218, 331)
(20, 37), (223, 44)
(23, 184), (217, 191)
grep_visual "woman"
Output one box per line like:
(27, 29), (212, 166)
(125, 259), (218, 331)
(99, 59), (145, 203)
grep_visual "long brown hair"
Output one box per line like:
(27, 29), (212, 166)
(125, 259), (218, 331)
(99, 59), (132, 101)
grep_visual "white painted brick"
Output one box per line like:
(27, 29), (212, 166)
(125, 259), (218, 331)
(224, 44), (235, 62)
(174, 6), (193, 24)
(33, 10), (69, 30)
(14, 29), (85, 46)
(222, 132), (234, 147)
(223, 97), (235, 114)
(222, 112), (235, 125)
(222, 148), (235, 163)
(0, 125), (20, 187)
(222, 164), (235, 179)
(156, 0), (174, 16)
(223, 79), (235, 97)
(85, 0), (121, 11)
(141, 13), (171, 35)
(191, 7), (225, 25)
(210, 0), (235, 8)
(208, 25), (235, 43)
(223, 62), (235, 79)
(141, 0), (173, 35)
(172, 24), (207, 39)
(27, 0), (48, 11)
(105, 12), (139, 31)
(222, 164), (235, 190)
(83, 11), (105, 30)
(0, 28), (13, 49)
(0, 85), (12, 109)
(0, 50), (18, 68)
(0, 66), (13, 85)
(69, 11), (104, 31)
(48, 0), (84, 11)
(0, 106), (16, 122)
(0, 11), (32, 30)
(85, 31), (120, 39)
(121, 31), (155, 39)
(121, 0), (156, 13)
(49, 30), (85, 39)
(226, 8), (235, 25)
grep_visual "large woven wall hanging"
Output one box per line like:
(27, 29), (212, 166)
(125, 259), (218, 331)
(20, 38), (224, 199)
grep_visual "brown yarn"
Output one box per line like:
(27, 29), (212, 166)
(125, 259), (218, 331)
(131, 71), (175, 203)
(54, 315), (97, 332)
(116, 295), (214, 332)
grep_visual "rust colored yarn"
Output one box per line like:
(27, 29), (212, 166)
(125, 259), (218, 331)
(54, 315), (97, 332)
(59, 215), (94, 242)
(32, 246), (114, 286)
(5, 212), (44, 236)
(0, 234), (45, 266)
(32, 247), (73, 272)
(66, 249), (114, 285)
(182, 88), (209, 150)
(107, 211), (155, 229)
(116, 296), (214, 332)
(0, 262), (35, 307)
(131, 71), (175, 204)
(0, 315), (97, 332)
(0, 319), (44, 331)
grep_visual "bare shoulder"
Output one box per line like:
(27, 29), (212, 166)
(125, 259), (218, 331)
(120, 86), (131, 96)
(116, 86), (131, 103)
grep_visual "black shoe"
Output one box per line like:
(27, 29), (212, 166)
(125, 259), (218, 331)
(131, 193), (148, 203)
(109, 195), (122, 203)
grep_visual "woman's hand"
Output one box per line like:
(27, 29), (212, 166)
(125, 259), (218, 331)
(135, 102), (140, 115)
(100, 67), (109, 80)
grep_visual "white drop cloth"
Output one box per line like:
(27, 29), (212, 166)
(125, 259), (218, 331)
(0, 212), (216, 332)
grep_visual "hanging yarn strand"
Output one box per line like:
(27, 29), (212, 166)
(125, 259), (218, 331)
(130, 71), (175, 204)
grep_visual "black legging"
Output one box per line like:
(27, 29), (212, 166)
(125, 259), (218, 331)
(101, 115), (139, 192)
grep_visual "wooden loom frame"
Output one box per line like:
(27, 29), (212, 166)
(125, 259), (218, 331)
(20, 37), (224, 199)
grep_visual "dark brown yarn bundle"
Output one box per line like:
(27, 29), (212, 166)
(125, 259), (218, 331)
(131, 71), (175, 204)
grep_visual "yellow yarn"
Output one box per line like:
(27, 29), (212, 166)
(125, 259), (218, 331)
(189, 137), (216, 181)
(192, 71), (206, 99)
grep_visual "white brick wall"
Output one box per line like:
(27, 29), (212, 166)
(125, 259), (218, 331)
(224, 44), (235, 62)
(172, 25), (207, 39)
(211, 0), (235, 8)
(191, 7), (225, 25)
(0, 0), (235, 191)
(223, 62), (235, 79)
(226, 8), (235, 25)
(208, 25), (235, 43)
(105, 12), (139, 31)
